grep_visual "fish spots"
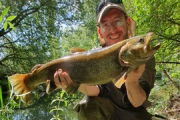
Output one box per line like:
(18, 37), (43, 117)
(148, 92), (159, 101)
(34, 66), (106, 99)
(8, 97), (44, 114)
(87, 60), (99, 72)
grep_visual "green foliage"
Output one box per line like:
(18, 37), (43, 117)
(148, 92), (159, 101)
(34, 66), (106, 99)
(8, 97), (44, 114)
(61, 26), (98, 55)
(128, 1), (180, 118)
(0, 85), (3, 107)
(0, 6), (16, 30)
(49, 90), (81, 120)
(0, 78), (22, 120)
(2, 6), (10, 16)
(0, 15), (2, 23)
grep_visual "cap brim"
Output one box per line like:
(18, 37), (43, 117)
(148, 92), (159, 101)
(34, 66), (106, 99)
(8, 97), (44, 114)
(97, 3), (127, 24)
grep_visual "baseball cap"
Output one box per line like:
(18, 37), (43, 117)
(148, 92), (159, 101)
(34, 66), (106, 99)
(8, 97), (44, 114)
(96, 0), (127, 24)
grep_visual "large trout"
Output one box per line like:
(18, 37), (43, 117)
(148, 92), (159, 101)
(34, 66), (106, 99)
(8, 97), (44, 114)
(9, 32), (160, 104)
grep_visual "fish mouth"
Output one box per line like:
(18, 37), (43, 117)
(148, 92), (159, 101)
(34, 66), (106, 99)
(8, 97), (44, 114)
(134, 42), (161, 62)
(146, 42), (161, 56)
(119, 58), (129, 66)
(136, 42), (161, 60)
(143, 32), (154, 53)
(142, 32), (161, 56)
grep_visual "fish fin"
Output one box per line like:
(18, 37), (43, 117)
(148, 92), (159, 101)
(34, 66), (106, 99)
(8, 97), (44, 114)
(65, 83), (80, 94)
(70, 47), (86, 53)
(46, 80), (57, 94)
(46, 80), (51, 93)
(8, 74), (32, 105)
(114, 75), (126, 88)
(31, 64), (42, 73)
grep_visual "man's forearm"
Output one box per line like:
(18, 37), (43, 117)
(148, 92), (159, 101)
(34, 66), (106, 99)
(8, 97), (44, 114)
(125, 80), (146, 107)
(125, 64), (147, 107)
(78, 84), (100, 96)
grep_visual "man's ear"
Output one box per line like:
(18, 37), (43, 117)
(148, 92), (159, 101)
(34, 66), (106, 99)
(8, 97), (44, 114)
(97, 27), (103, 38)
(127, 16), (136, 38)
(97, 27), (106, 47)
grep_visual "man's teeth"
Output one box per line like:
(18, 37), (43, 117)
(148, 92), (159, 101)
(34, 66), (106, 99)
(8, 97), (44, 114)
(110, 34), (119, 39)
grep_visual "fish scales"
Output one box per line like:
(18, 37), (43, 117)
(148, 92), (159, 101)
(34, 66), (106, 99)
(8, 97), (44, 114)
(61, 49), (122, 85)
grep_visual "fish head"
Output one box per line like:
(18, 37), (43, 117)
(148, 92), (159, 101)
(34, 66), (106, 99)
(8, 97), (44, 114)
(119, 32), (161, 68)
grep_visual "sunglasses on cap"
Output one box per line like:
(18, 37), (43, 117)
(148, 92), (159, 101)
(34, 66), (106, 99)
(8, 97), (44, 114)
(96, 0), (123, 15)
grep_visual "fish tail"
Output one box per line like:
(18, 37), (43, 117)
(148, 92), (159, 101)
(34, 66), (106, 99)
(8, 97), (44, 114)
(8, 74), (32, 105)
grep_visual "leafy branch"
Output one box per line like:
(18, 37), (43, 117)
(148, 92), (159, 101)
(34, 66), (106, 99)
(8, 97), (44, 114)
(163, 69), (179, 90)
(0, 6), (16, 31)
(156, 62), (180, 64)
(0, 0), (52, 37)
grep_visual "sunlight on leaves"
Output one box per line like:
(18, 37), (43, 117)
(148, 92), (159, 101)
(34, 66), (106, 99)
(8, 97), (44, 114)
(0, 85), (3, 107)
(6, 16), (16, 21)
(2, 6), (10, 16)
(3, 21), (7, 30)
(0, 15), (2, 23)
(8, 22), (15, 30)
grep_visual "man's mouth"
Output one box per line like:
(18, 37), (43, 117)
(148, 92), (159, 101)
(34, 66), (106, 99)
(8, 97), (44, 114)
(109, 34), (120, 40)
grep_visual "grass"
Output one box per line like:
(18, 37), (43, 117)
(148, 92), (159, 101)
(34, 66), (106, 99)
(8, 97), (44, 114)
(0, 85), (3, 107)
(148, 80), (179, 119)
(0, 77), (22, 120)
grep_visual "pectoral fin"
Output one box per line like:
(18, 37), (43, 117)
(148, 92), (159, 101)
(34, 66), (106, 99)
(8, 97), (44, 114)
(46, 80), (57, 93)
(114, 74), (126, 88)
(65, 83), (80, 94)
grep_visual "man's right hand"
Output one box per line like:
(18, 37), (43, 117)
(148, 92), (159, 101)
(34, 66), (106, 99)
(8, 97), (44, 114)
(52, 69), (100, 96)
(54, 69), (74, 90)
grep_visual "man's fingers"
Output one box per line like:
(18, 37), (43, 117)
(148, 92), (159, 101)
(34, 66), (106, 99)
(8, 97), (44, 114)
(59, 72), (68, 87)
(63, 72), (74, 86)
(134, 64), (145, 73)
(138, 64), (145, 73)
(53, 69), (74, 89)
(54, 69), (63, 88)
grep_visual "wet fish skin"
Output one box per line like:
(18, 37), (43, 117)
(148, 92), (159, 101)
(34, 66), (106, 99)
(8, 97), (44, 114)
(8, 32), (160, 105)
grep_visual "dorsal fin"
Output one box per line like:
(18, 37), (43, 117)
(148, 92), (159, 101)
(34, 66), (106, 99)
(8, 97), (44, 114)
(70, 47), (86, 53)
(31, 64), (42, 73)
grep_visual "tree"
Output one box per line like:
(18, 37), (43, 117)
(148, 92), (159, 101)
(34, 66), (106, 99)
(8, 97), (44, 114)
(0, 0), (86, 75)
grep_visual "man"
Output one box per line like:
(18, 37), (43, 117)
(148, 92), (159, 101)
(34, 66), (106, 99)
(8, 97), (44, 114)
(53, 0), (158, 120)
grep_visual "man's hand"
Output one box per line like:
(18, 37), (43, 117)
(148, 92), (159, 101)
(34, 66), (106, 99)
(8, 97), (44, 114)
(46, 68), (99, 96)
(126, 64), (145, 83)
(53, 69), (74, 90)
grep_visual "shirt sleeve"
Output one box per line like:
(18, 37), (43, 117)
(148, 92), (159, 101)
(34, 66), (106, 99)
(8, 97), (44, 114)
(98, 82), (133, 108)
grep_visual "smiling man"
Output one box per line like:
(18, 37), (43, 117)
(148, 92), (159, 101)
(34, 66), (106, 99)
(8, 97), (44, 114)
(52, 0), (164, 120)
(98, 9), (128, 46)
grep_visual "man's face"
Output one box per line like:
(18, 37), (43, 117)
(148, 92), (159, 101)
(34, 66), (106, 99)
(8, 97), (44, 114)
(99, 8), (128, 46)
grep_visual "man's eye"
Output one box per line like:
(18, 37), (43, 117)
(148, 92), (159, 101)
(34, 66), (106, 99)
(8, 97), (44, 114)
(115, 20), (123, 26)
(102, 23), (110, 28)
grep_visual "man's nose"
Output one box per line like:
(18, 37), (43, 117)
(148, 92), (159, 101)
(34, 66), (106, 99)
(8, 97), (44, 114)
(109, 23), (118, 33)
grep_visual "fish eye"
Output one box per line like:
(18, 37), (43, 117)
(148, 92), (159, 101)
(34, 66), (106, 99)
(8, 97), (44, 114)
(139, 38), (144, 42)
